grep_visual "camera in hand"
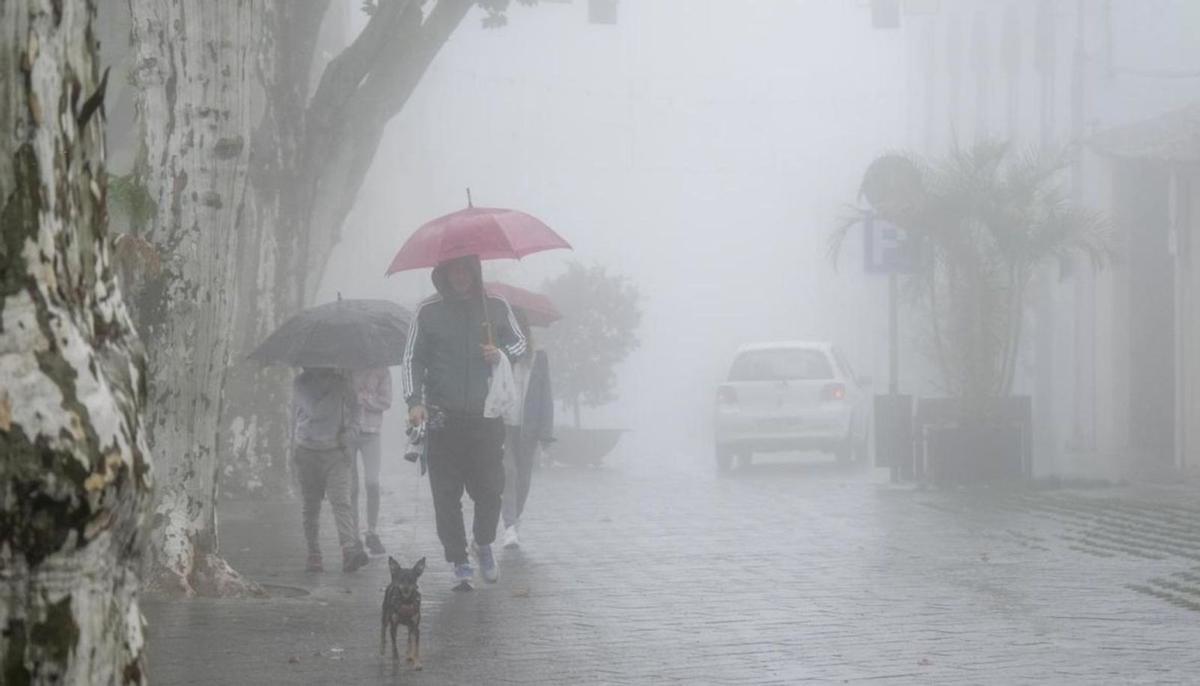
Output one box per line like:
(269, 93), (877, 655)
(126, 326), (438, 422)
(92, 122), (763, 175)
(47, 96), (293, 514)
(404, 423), (425, 463)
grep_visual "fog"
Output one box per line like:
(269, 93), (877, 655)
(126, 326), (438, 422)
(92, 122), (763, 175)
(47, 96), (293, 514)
(319, 1), (905, 459)
(12, 1), (1200, 683)
(301, 0), (1200, 482)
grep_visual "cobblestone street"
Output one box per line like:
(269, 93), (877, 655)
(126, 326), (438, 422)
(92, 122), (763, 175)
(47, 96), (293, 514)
(145, 441), (1200, 684)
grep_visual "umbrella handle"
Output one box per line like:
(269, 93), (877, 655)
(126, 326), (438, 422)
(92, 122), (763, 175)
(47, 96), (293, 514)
(481, 321), (494, 347)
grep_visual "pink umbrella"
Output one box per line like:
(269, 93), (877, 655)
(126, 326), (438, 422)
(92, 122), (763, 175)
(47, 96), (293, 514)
(485, 282), (562, 327)
(385, 206), (572, 275)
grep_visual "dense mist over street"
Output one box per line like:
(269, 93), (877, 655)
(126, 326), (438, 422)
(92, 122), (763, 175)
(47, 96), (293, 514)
(320, 2), (907, 455)
(4, 1), (1200, 684)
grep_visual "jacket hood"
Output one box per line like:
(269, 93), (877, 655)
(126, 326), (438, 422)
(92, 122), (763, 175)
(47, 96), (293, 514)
(431, 254), (483, 298)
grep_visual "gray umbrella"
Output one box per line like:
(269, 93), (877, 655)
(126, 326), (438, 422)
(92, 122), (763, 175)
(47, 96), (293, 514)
(249, 298), (411, 369)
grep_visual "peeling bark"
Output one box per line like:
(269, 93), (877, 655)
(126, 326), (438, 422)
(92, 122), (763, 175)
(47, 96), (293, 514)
(0, 1), (152, 683)
(128, 0), (264, 597)
(219, 1), (333, 500)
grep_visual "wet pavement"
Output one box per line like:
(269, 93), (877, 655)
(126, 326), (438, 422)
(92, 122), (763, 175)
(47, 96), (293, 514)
(144, 443), (1200, 684)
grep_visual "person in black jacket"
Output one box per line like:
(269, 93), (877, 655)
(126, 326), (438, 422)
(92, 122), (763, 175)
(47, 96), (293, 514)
(501, 309), (554, 549)
(401, 255), (525, 589)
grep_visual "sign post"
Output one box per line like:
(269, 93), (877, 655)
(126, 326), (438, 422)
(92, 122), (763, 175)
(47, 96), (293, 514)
(863, 213), (919, 481)
(889, 273), (899, 395)
(863, 213), (918, 390)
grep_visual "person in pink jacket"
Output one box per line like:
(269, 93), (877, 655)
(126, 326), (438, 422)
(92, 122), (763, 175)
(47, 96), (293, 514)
(351, 366), (393, 555)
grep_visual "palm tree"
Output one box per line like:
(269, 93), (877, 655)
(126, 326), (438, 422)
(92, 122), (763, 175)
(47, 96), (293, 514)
(833, 141), (1109, 414)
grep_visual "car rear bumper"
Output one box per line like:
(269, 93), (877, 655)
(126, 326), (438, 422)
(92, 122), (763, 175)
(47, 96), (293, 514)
(717, 436), (846, 453)
(714, 407), (852, 452)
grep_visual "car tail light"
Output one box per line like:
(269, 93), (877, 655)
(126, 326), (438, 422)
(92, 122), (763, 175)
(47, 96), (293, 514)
(822, 383), (846, 402)
(717, 386), (738, 405)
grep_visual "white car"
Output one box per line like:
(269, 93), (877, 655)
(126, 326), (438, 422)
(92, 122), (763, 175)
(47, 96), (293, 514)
(714, 341), (870, 472)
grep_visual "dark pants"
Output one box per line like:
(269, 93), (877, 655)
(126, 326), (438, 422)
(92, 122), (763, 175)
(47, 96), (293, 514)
(427, 415), (506, 564)
(502, 425), (538, 528)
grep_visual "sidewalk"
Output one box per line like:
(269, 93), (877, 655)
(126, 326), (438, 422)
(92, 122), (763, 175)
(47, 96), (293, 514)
(143, 447), (1200, 684)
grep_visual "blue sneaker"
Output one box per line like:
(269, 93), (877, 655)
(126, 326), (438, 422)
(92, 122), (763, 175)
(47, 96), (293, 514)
(452, 562), (474, 591)
(474, 543), (499, 583)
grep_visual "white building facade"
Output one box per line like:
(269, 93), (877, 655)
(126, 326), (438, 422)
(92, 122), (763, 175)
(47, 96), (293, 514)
(888, 0), (1200, 478)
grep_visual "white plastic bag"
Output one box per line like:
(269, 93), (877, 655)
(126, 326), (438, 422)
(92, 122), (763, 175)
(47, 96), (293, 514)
(484, 353), (518, 424)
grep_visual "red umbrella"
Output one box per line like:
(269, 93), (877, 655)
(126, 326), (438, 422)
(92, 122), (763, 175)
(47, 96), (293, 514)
(485, 282), (562, 327)
(385, 206), (572, 275)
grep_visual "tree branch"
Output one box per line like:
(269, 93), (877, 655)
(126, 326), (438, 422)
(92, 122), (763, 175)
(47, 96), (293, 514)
(381, 0), (474, 114)
(282, 1), (334, 88)
(306, 0), (420, 133)
(298, 0), (475, 300)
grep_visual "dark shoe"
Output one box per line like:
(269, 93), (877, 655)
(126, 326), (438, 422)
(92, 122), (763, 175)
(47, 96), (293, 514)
(365, 531), (386, 555)
(452, 562), (474, 591)
(342, 548), (369, 573)
(306, 553), (324, 573)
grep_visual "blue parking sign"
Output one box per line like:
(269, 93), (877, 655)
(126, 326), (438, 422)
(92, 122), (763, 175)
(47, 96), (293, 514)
(863, 214), (920, 274)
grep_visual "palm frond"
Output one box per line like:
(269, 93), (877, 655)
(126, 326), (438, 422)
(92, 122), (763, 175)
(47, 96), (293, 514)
(833, 139), (1113, 402)
(827, 206), (870, 270)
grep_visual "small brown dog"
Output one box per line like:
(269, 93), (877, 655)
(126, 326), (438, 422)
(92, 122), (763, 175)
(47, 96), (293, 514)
(381, 556), (425, 669)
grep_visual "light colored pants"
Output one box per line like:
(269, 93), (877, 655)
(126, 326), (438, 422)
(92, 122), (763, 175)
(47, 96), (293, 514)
(293, 446), (360, 557)
(350, 432), (382, 533)
(502, 425), (538, 528)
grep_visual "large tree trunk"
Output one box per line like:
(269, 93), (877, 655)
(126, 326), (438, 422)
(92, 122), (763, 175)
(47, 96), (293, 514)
(0, 1), (153, 682)
(221, 0), (474, 497)
(219, 1), (333, 499)
(129, 0), (263, 597)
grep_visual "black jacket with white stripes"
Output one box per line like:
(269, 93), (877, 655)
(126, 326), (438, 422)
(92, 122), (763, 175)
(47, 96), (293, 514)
(401, 257), (526, 417)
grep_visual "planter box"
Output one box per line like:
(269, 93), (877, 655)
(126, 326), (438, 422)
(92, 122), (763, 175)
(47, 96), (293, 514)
(874, 394), (914, 474)
(915, 396), (1032, 485)
(544, 427), (625, 466)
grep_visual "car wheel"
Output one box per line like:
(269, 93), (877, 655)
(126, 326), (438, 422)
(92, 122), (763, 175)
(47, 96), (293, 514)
(715, 445), (734, 474)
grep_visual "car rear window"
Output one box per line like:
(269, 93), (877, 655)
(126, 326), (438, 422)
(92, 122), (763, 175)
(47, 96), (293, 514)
(729, 349), (834, 382)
